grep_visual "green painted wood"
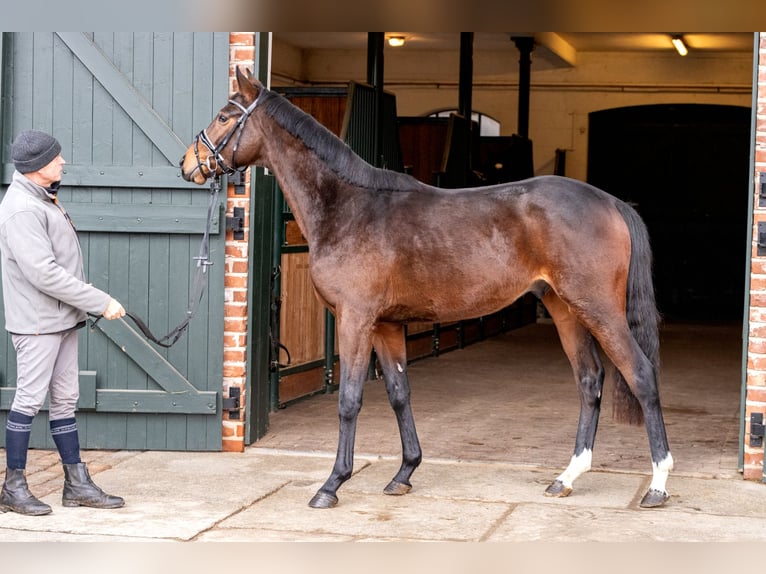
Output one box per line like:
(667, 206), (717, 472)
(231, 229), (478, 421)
(93, 390), (217, 414)
(0, 32), (229, 451)
(57, 32), (188, 165)
(0, 34), (5, 149)
(52, 34), (74, 160)
(92, 317), (210, 398)
(32, 33), (54, 133)
(1, 371), (100, 410)
(246, 169), (277, 443)
(79, 371), (97, 410)
(1, 164), (199, 188)
(0, 35), (6, 397)
(59, 202), (221, 234)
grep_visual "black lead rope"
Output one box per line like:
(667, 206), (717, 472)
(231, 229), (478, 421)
(89, 177), (222, 348)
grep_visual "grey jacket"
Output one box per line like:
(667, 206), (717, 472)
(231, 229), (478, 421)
(0, 171), (110, 334)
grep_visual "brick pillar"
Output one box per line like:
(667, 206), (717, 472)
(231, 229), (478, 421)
(745, 33), (766, 479)
(221, 32), (256, 452)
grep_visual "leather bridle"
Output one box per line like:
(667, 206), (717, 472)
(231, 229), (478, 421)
(191, 88), (267, 180)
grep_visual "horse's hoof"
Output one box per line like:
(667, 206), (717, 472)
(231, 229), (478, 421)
(639, 489), (669, 508)
(544, 479), (573, 498)
(308, 491), (339, 509)
(383, 480), (412, 496)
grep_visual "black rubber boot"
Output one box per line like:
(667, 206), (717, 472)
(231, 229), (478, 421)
(0, 468), (53, 515)
(62, 463), (124, 509)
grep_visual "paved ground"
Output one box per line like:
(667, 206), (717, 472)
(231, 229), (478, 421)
(0, 445), (765, 543)
(0, 322), (762, 550)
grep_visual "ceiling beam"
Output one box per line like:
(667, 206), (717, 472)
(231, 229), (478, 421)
(535, 32), (577, 67)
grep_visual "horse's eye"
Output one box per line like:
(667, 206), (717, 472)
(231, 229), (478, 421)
(218, 114), (228, 123)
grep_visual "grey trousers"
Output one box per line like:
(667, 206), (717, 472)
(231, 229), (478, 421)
(10, 330), (80, 421)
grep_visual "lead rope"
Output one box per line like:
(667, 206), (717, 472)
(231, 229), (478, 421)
(89, 177), (222, 348)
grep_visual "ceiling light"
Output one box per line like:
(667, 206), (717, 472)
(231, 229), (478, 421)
(672, 36), (688, 56)
(387, 36), (406, 48)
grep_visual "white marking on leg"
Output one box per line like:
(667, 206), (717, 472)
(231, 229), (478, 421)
(555, 449), (592, 488)
(396, 362), (404, 373)
(649, 452), (674, 493)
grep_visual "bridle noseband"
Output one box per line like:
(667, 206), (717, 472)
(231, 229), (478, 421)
(192, 88), (267, 179)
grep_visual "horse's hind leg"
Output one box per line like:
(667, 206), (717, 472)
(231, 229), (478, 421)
(372, 322), (423, 495)
(602, 329), (672, 506)
(574, 306), (673, 508)
(541, 291), (605, 498)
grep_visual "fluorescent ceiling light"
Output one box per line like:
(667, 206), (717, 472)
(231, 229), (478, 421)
(672, 36), (688, 56)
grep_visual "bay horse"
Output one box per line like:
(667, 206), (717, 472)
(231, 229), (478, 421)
(180, 67), (673, 509)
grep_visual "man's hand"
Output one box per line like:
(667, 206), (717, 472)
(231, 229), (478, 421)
(102, 298), (126, 320)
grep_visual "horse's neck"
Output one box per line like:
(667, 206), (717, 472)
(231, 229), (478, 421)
(266, 140), (351, 245)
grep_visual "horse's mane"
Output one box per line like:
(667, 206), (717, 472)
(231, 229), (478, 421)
(259, 89), (420, 193)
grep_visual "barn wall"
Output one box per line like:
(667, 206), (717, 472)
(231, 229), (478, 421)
(272, 40), (752, 183)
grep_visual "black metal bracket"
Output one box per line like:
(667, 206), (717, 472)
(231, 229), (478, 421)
(758, 222), (766, 257)
(231, 170), (246, 195)
(750, 412), (764, 448)
(759, 173), (766, 207)
(226, 206), (245, 240)
(222, 386), (241, 420)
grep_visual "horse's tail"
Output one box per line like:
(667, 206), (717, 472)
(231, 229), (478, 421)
(611, 200), (661, 426)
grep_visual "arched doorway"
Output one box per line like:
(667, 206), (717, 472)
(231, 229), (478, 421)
(587, 103), (750, 322)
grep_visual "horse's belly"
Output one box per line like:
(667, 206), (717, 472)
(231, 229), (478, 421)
(382, 278), (531, 324)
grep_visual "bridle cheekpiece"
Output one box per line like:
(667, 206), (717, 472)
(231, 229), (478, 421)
(192, 87), (267, 179)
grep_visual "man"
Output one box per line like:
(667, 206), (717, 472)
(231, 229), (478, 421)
(0, 130), (126, 515)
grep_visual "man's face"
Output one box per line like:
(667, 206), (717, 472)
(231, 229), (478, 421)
(34, 154), (66, 187)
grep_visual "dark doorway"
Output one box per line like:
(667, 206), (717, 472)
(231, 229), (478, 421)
(588, 103), (750, 321)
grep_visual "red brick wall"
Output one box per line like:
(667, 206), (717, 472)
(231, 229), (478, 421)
(745, 33), (766, 479)
(221, 32), (256, 452)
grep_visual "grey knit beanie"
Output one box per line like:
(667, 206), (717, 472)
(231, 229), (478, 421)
(12, 130), (62, 174)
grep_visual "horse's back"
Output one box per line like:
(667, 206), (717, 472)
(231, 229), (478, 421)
(516, 175), (619, 213)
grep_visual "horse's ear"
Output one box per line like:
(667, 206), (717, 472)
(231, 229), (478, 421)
(236, 66), (255, 81)
(235, 66), (260, 100)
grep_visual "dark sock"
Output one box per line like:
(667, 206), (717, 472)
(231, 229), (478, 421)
(5, 410), (33, 470)
(50, 417), (81, 465)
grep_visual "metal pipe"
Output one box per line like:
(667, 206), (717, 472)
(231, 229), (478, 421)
(458, 32), (474, 187)
(458, 32), (473, 120)
(512, 36), (534, 139)
(367, 33), (385, 167)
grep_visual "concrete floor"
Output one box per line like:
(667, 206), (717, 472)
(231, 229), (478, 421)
(0, 321), (760, 548)
(258, 321), (744, 481)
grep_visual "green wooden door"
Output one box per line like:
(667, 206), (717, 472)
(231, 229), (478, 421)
(0, 32), (229, 451)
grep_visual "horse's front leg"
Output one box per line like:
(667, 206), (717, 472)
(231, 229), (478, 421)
(309, 317), (373, 509)
(373, 322), (422, 496)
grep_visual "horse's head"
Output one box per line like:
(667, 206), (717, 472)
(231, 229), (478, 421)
(180, 67), (267, 184)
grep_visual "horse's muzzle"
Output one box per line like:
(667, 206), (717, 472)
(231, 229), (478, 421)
(179, 150), (211, 185)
